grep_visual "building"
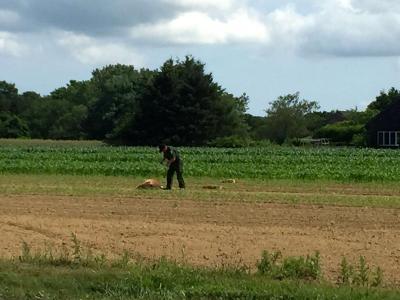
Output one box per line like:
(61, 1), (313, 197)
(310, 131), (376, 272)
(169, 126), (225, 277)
(366, 100), (400, 147)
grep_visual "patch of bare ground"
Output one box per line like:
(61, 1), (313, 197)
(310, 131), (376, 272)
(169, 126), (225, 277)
(1, 194), (400, 284)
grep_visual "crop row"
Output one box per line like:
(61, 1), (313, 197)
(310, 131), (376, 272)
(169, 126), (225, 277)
(0, 141), (400, 181)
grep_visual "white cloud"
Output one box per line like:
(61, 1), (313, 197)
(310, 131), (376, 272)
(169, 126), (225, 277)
(265, 5), (314, 51)
(131, 9), (268, 45)
(3, 0), (400, 58)
(304, 1), (400, 56)
(163, 0), (236, 11)
(0, 31), (27, 57)
(260, 0), (400, 57)
(57, 32), (144, 66)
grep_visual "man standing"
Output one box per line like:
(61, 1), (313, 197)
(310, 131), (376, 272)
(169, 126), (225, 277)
(159, 144), (185, 190)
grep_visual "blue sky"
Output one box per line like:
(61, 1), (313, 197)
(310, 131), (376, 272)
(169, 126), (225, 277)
(0, 0), (399, 116)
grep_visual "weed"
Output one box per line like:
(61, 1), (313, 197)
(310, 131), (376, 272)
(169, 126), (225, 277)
(71, 232), (81, 262)
(355, 256), (369, 287)
(372, 266), (384, 287)
(337, 255), (384, 288)
(256, 250), (281, 275)
(338, 256), (354, 285)
(19, 241), (32, 263)
(257, 250), (321, 281)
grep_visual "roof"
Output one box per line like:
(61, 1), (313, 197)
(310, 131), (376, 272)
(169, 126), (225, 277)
(366, 99), (400, 131)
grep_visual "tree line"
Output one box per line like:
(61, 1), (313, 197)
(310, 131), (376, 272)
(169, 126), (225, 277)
(1, 56), (399, 146)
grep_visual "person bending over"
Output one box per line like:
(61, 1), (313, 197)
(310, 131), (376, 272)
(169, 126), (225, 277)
(158, 144), (185, 190)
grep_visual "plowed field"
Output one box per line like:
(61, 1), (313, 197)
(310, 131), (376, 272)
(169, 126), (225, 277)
(1, 191), (400, 284)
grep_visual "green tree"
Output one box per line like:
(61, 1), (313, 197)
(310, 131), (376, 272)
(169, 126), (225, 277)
(84, 64), (145, 140)
(367, 87), (400, 111)
(0, 112), (29, 138)
(0, 81), (19, 113)
(47, 80), (93, 139)
(264, 92), (320, 144)
(130, 56), (248, 146)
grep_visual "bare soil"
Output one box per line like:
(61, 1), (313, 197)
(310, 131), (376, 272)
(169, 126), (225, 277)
(1, 194), (400, 284)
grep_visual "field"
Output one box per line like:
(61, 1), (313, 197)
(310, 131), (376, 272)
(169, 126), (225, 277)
(1, 139), (400, 298)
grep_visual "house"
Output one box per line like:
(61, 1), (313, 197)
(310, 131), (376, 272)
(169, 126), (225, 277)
(366, 100), (400, 147)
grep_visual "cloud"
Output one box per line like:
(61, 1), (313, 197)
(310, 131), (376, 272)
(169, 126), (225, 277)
(261, 0), (400, 57)
(57, 32), (144, 66)
(1, 0), (400, 58)
(131, 9), (268, 45)
(0, 31), (27, 57)
(0, 9), (20, 26)
(163, 0), (236, 11)
(0, 0), (176, 35)
(265, 5), (314, 52)
(302, 0), (400, 56)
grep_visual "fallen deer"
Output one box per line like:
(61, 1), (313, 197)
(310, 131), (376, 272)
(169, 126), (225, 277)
(136, 179), (162, 189)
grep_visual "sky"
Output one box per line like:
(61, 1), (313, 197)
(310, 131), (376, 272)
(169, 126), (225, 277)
(0, 0), (399, 116)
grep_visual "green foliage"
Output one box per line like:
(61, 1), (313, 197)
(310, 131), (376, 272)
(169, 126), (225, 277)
(71, 232), (81, 262)
(0, 80), (19, 113)
(208, 135), (253, 148)
(257, 250), (321, 281)
(1, 247), (397, 300)
(338, 257), (354, 285)
(367, 87), (400, 111)
(337, 256), (383, 288)
(130, 56), (249, 146)
(0, 113), (29, 138)
(3, 139), (400, 181)
(306, 110), (346, 133)
(85, 64), (149, 140)
(264, 92), (320, 144)
(256, 250), (281, 275)
(315, 121), (364, 145)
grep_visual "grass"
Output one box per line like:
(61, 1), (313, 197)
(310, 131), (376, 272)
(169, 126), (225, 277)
(2, 174), (400, 208)
(0, 244), (399, 300)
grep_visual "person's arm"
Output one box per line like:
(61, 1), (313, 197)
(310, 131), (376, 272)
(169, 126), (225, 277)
(167, 150), (177, 166)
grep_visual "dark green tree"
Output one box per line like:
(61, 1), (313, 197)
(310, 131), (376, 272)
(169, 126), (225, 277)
(0, 112), (29, 138)
(264, 92), (320, 144)
(130, 56), (248, 146)
(47, 80), (93, 139)
(84, 64), (145, 140)
(0, 81), (19, 113)
(367, 87), (400, 111)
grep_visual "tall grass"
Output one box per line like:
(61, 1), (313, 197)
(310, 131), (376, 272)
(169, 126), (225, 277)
(0, 240), (397, 300)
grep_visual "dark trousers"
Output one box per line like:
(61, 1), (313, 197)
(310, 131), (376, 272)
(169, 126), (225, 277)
(166, 161), (185, 189)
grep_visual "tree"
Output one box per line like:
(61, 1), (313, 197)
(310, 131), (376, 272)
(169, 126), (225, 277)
(305, 110), (346, 133)
(0, 81), (19, 113)
(263, 92), (320, 144)
(0, 112), (29, 138)
(84, 64), (144, 140)
(128, 56), (248, 146)
(367, 87), (400, 111)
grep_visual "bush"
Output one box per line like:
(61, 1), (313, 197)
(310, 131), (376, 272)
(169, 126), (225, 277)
(257, 251), (321, 281)
(314, 121), (364, 145)
(208, 135), (254, 148)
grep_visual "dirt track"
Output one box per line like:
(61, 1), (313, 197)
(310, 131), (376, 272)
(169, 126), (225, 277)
(1, 194), (400, 284)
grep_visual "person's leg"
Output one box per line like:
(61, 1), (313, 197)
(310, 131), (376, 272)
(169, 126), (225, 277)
(166, 167), (175, 189)
(177, 162), (185, 188)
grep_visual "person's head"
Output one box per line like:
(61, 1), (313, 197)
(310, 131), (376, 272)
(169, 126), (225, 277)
(158, 144), (167, 153)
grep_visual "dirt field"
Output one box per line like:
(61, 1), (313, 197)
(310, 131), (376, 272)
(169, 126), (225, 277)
(1, 193), (400, 284)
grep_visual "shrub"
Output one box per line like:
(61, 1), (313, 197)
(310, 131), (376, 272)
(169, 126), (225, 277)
(257, 251), (321, 281)
(337, 256), (384, 288)
(314, 121), (364, 145)
(208, 135), (254, 148)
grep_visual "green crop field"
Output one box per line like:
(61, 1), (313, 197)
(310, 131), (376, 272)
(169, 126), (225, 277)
(1, 139), (400, 181)
(2, 139), (400, 299)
